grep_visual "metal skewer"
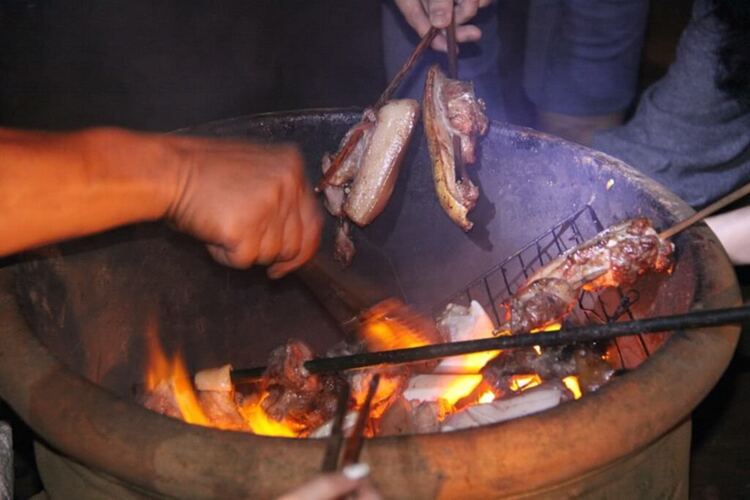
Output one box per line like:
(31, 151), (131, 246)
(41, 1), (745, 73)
(231, 305), (750, 382)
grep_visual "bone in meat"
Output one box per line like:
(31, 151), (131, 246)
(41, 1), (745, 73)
(423, 65), (488, 231)
(343, 99), (420, 226)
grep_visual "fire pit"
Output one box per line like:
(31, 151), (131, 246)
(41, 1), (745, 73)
(0, 110), (740, 498)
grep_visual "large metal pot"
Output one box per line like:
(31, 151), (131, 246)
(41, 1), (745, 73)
(0, 110), (740, 498)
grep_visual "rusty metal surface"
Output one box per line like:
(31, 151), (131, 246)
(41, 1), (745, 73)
(0, 110), (741, 498)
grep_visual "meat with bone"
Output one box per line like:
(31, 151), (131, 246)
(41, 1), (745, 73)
(261, 339), (341, 432)
(497, 218), (674, 334)
(321, 100), (419, 265)
(423, 65), (488, 231)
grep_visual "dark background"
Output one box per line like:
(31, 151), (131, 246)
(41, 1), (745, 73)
(0, 1), (747, 498)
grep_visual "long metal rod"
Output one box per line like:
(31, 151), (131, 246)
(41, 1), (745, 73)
(659, 181), (750, 240)
(231, 305), (750, 383)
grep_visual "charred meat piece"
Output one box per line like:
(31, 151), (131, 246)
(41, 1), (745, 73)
(261, 339), (340, 431)
(528, 218), (674, 290)
(423, 65), (488, 231)
(498, 218), (674, 334)
(499, 278), (578, 334)
(482, 344), (614, 395)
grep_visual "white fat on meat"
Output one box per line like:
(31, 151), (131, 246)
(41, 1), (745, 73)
(344, 99), (419, 226)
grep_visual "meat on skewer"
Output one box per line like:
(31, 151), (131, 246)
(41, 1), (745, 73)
(498, 218), (674, 334)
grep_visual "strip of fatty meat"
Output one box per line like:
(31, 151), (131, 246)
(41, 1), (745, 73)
(498, 218), (674, 334)
(423, 65), (488, 231)
(344, 100), (420, 226)
(321, 100), (419, 265)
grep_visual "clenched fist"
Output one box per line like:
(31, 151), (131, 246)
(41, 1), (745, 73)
(165, 137), (322, 277)
(0, 127), (322, 278)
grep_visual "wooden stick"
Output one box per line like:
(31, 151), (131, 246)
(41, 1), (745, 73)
(373, 28), (438, 110)
(316, 28), (437, 191)
(659, 181), (750, 240)
(340, 374), (379, 466)
(320, 380), (351, 472)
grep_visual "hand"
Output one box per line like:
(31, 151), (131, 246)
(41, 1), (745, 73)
(394, 0), (493, 51)
(165, 136), (323, 278)
(277, 464), (381, 500)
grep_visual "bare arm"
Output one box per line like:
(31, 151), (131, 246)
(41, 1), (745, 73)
(0, 127), (322, 277)
(705, 206), (750, 265)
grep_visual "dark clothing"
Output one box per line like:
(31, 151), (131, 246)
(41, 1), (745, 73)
(593, 0), (750, 208)
(382, 0), (649, 120)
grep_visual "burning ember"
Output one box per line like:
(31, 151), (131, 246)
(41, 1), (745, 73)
(137, 299), (605, 438)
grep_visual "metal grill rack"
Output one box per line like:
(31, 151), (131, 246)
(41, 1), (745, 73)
(437, 205), (652, 370)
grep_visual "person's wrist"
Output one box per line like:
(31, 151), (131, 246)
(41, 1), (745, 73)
(78, 127), (185, 222)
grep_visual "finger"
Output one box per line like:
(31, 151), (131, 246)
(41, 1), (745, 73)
(431, 33), (448, 52)
(206, 243), (232, 268)
(394, 0), (432, 36)
(219, 235), (261, 269)
(478, 0), (493, 7)
(275, 191), (304, 264)
(427, 0), (454, 28)
(277, 474), (359, 500)
(455, 0), (480, 25)
(268, 194), (322, 278)
(257, 186), (293, 265)
(356, 480), (383, 500)
(455, 25), (482, 44)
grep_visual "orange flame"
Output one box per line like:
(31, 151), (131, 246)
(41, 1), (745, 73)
(509, 374), (543, 392)
(239, 395), (303, 437)
(478, 390), (496, 404)
(562, 376), (582, 399)
(144, 317), (209, 426)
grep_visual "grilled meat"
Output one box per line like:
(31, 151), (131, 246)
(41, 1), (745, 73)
(344, 100), (420, 226)
(528, 218), (674, 290)
(482, 345), (613, 395)
(261, 339), (340, 431)
(321, 100), (419, 265)
(423, 65), (488, 231)
(499, 278), (578, 334)
(498, 218), (674, 334)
